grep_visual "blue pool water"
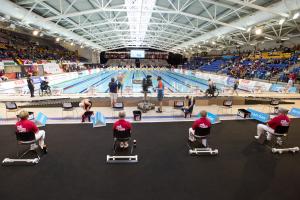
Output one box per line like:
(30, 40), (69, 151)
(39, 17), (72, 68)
(52, 70), (227, 94)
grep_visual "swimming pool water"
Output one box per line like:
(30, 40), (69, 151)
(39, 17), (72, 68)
(52, 69), (228, 94)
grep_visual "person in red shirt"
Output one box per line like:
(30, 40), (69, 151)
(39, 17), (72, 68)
(255, 108), (290, 141)
(16, 110), (47, 153)
(189, 110), (211, 147)
(113, 111), (132, 148)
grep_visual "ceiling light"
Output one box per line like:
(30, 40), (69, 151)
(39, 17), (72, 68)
(281, 37), (290, 41)
(212, 41), (216, 45)
(39, 33), (44, 37)
(255, 28), (262, 35)
(264, 36), (273, 40)
(279, 18), (285, 25)
(70, 42), (74, 46)
(56, 38), (60, 42)
(32, 30), (39, 36)
(246, 27), (252, 32)
(293, 12), (299, 20)
(9, 24), (16, 29)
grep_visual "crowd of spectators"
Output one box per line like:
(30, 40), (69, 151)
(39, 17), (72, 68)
(185, 47), (300, 83)
(0, 29), (86, 62)
(222, 58), (291, 80)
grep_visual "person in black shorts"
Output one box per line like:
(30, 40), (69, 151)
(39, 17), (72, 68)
(108, 78), (118, 107)
(27, 74), (34, 97)
(80, 99), (93, 122)
(232, 78), (239, 96)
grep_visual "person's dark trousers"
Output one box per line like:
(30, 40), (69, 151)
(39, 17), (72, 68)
(28, 86), (34, 97)
(82, 111), (94, 122)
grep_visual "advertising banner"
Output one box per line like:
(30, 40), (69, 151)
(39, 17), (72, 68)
(289, 108), (300, 117)
(247, 109), (270, 123)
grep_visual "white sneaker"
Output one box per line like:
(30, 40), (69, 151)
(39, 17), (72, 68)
(254, 135), (260, 140)
(120, 142), (124, 148)
(30, 144), (39, 150)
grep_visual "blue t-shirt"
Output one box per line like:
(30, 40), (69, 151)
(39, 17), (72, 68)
(109, 82), (118, 93)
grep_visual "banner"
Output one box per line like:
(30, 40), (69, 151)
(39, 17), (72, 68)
(35, 112), (48, 127)
(247, 109), (270, 123)
(289, 108), (300, 117)
(92, 112), (106, 127)
(198, 112), (220, 124)
(270, 84), (297, 93)
(43, 63), (62, 74)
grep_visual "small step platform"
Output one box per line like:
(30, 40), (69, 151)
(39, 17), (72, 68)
(187, 140), (219, 155)
(106, 144), (138, 164)
(106, 155), (138, 163)
(2, 158), (40, 165)
(271, 147), (299, 154)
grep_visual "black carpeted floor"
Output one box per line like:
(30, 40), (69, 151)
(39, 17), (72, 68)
(0, 119), (300, 200)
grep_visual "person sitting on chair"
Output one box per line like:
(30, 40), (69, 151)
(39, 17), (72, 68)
(16, 110), (47, 153)
(40, 77), (50, 92)
(79, 99), (93, 122)
(206, 79), (216, 96)
(182, 96), (195, 118)
(255, 108), (290, 142)
(113, 111), (132, 148)
(188, 110), (211, 147)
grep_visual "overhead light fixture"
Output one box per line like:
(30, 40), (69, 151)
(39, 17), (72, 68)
(212, 41), (216, 45)
(70, 42), (74, 46)
(56, 37), (60, 42)
(246, 27), (252, 32)
(32, 30), (39, 36)
(264, 36), (273, 40)
(255, 28), (262, 35)
(80, 45), (84, 48)
(39, 33), (44, 37)
(293, 12), (299, 20)
(279, 18), (285, 25)
(9, 24), (16, 30)
(281, 37), (290, 41)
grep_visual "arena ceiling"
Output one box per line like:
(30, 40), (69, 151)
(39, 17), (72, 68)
(1, 0), (300, 54)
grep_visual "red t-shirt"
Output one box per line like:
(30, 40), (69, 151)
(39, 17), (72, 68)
(16, 119), (39, 134)
(158, 80), (163, 89)
(113, 119), (132, 131)
(267, 114), (290, 130)
(192, 117), (211, 130)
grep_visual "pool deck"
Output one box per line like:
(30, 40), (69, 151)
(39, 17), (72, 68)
(1, 90), (300, 103)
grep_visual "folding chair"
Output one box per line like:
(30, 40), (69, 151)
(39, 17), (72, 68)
(5, 102), (19, 119)
(2, 132), (40, 165)
(188, 127), (218, 155)
(218, 99), (233, 115)
(268, 126), (299, 154)
(62, 102), (75, 118)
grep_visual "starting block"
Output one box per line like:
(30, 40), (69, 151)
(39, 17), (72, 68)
(271, 147), (299, 154)
(106, 155), (138, 163)
(189, 148), (219, 155)
(2, 158), (40, 165)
